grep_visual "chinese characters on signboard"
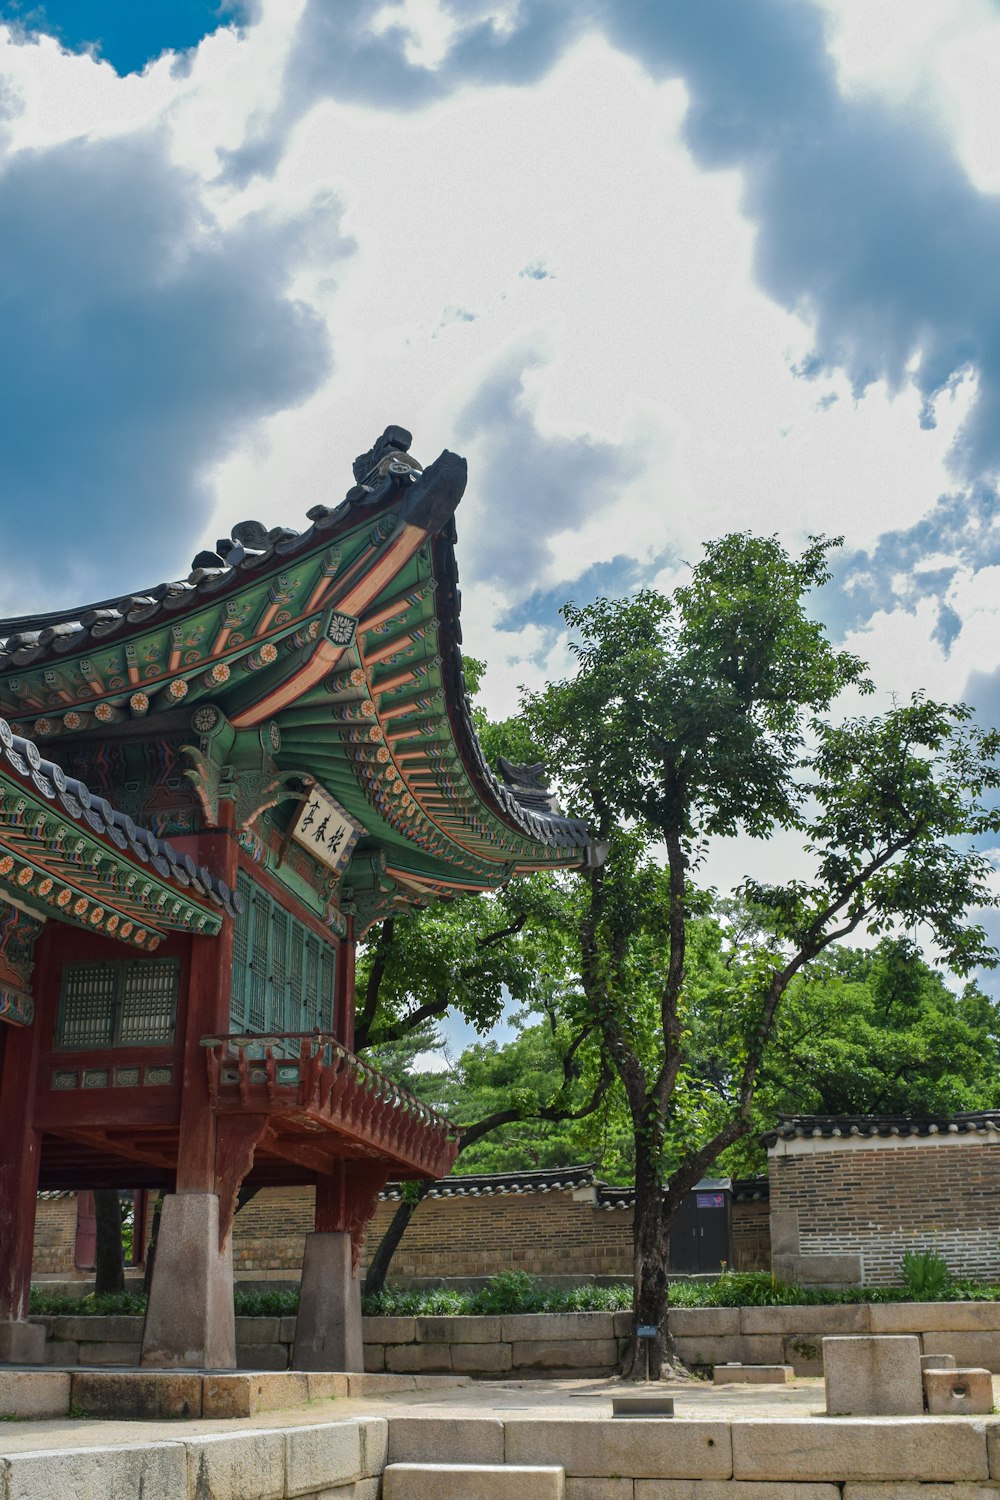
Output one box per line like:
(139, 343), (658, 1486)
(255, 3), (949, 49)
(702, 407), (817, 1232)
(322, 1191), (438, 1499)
(291, 786), (363, 875)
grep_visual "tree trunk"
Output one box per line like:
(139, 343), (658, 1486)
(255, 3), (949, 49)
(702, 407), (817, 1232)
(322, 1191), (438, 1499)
(364, 1183), (432, 1297)
(142, 1192), (163, 1297)
(622, 1149), (681, 1380)
(94, 1189), (125, 1296)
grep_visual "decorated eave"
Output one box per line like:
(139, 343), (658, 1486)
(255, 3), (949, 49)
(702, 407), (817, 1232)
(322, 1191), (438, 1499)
(762, 1111), (1000, 1146)
(0, 428), (603, 919)
(0, 713), (233, 956)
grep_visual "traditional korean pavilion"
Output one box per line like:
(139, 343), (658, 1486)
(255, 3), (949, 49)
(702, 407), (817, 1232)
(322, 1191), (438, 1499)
(0, 428), (601, 1368)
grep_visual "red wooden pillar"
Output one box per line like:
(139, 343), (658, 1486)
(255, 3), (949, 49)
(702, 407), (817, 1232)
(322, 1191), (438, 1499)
(336, 917), (356, 1051)
(141, 810), (241, 1369)
(0, 935), (48, 1362)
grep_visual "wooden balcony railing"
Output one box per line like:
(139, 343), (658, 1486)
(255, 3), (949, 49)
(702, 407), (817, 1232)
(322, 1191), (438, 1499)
(202, 1031), (458, 1178)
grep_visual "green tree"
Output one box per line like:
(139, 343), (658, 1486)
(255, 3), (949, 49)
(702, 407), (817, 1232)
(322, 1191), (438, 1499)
(518, 533), (1000, 1377)
(356, 876), (613, 1294)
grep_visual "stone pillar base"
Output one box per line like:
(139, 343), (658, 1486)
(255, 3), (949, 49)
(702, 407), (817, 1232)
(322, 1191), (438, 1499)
(140, 1193), (235, 1369)
(292, 1231), (363, 1371)
(0, 1320), (45, 1364)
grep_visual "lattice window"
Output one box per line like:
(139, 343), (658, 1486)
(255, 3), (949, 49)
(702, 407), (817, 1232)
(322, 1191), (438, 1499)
(248, 891), (269, 1031)
(269, 906), (288, 1034)
(57, 963), (116, 1048)
(228, 882), (338, 1042)
(119, 961), (179, 1044)
(230, 872), (253, 1030)
(56, 959), (179, 1049)
(320, 946), (337, 1033)
(303, 934), (321, 1032)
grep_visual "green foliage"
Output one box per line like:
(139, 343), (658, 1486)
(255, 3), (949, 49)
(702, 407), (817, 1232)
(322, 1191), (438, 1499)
(28, 1290), (147, 1316)
(362, 1272), (632, 1317)
(232, 1287), (300, 1317)
(900, 1249), (953, 1301)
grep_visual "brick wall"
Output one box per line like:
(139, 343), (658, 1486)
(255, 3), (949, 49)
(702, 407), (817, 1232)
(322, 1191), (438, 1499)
(731, 1198), (770, 1271)
(769, 1136), (1000, 1284)
(229, 1186), (635, 1280)
(230, 1187), (771, 1281)
(32, 1197), (77, 1276)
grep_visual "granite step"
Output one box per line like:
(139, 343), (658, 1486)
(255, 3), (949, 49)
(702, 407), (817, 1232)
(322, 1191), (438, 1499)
(382, 1461), (565, 1499)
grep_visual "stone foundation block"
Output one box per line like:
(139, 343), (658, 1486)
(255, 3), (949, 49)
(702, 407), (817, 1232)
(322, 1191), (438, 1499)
(294, 1233), (363, 1373)
(824, 1336), (923, 1416)
(511, 1338), (618, 1371)
(501, 1313), (617, 1342)
(923, 1367), (993, 1415)
(307, 1372), (351, 1401)
(234, 1317), (281, 1344)
(52, 1315), (145, 1343)
(363, 1343), (385, 1371)
(924, 1333), (1000, 1373)
(732, 1418), (989, 1482)
(669, 1309), (740, 1337)
(361, 1317), (416, 1344)
(871, 1303), (1000, 1334)
(236, 1343), (289, 1370)
(77, 1339), (142, 1366)
(346, 1373), (417, 1395)
(567, 1480), (633, 1500)
(451, 1342), (513, 1374)
(359, 1416), (388, 1476)
(385, 1343), (451, 1373)
(285, 1422), (362, 1496)
(417, 1316), (502, 1344)
(741, 1305), (870, 1335)
(42, 1340), (78, 1365)
(71, 1370), (202, 1419)
(280, 1316), (298, 1342)
(673, 1337), (744, 1367)
(783, 1336), (824, 1375)
(383, 1463), (565, 1500)
(141, 1193), (235, 1370)
(922, 1354), (956, 1371)
(713, 1364), (792, 1384)
(388, 1416), (505, 1465)
(504, 1418), (732, 1478)
(637, 1486), (841, 1500)
(0, 1320), (45, 1365)
(0, 1370), (70, 1418)
(4, 1442), (185, 1500)
(186, 1431), (286, 1500)
(845, 1487), (1000, 1500)
(201, 1370), (309, 1418)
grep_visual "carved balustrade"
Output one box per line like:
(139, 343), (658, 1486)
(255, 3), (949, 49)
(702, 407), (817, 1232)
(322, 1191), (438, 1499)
(202, 1031), (458, 1179)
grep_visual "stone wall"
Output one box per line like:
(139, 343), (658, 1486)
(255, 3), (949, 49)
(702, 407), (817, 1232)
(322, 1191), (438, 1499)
(769, 1133), (1000, 1284)
(30, 1301), (1000, 1376)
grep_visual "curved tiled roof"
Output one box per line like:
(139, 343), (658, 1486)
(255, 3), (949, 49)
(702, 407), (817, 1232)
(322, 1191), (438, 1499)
(0, 714), (240, 920)
(380, 1163), (598, 1201)
(761, 1112), (1000, 1147)
(0, 429), (602, 889)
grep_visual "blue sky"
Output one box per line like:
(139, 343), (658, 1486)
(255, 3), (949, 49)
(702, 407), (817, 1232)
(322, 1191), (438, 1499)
(3, 0), (1000, 1026)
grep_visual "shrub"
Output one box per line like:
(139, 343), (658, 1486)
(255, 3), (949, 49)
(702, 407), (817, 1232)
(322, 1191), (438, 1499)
(900, 1249), (952, 1301)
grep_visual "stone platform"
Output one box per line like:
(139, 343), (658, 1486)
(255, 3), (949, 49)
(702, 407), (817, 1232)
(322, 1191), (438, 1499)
(0, 1375), (998, 1500)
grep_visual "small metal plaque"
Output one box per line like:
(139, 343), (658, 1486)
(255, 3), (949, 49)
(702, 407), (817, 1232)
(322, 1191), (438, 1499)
(636, 1325), (659, 1339)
